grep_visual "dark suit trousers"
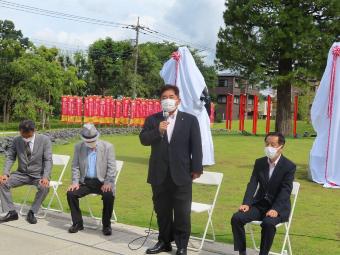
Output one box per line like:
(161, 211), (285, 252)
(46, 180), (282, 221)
(231, 202), (282, 255)
(67, 178), (114, 227)
(151, 173), (192, 249)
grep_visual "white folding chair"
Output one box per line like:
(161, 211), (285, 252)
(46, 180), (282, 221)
(247, 181), (300, 255)
(189, 171), (223, 251)
(20, 154), (70, 218)
(83, 160), (124, 225)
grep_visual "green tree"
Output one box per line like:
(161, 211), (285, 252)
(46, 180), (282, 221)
(58, 51), (91, 96)
(297, 85), (315, 122)
(9, 46), (85, 128)
(0, 19), (31, 123)
(216, 0), (340, 135)
(73, 51), (91, 95)
(132, 42), (177, 98)
(86, 40), (216, 98)
(88, 38), (133, 96)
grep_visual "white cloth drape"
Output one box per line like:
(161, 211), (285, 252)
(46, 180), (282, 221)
(160, 47), (215, 166)
(310, 42), (340, 188)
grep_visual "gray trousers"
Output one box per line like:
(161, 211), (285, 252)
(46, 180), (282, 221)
(0, 171), (49, 214)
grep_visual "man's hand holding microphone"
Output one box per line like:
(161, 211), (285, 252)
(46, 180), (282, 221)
(159, 111), (169, 136)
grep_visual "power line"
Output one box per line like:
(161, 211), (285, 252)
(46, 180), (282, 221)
(0, 0), (214, 53)
(0, 0), (128, 28)
(142, 27), (215, 52)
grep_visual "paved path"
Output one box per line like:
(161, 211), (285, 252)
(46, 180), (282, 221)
(0, 210), (258, 255)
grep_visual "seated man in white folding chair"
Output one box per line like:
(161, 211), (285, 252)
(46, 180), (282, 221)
(67, 123), (116, 236)
(231, 132), (296, 255)
(0, 119), (52, 224)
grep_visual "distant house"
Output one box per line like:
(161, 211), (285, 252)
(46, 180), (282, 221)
(213, 70), (260, 120)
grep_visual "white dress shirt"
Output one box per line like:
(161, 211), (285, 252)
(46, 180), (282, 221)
(268, 154), (281, 179)
(166, 109), (178, 143)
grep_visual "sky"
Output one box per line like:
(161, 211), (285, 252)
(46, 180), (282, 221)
(0, 0), (226, 65)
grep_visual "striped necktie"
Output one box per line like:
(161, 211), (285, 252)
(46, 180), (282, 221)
(25, 142), (31, 160)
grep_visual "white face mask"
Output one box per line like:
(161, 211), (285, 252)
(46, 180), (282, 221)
(264, 146), (280, 159)
(161, 99), (177, 113)
(85, 141), (97, 148)
(22, 136), (33, 143)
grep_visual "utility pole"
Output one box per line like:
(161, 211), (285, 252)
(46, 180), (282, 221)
(126, 17), (151, 98)
(132, 17), (140, 98)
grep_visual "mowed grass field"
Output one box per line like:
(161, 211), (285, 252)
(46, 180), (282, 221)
(1, 133), (339, 255)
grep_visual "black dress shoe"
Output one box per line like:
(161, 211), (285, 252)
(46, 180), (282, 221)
(0, 211), (18, 222)
(146, 241), (172, 254)
(68, 223), (84, 233)
(176, 248), (187, 255)
(26, 210), (37, 224)
(102, 226), (112, 236)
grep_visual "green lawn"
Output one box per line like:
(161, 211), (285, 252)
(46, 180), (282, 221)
(2, 134), (339, 255)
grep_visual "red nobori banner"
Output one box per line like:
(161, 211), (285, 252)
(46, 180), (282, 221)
(114, 99), (122, 126)
(68, 96), (75, 123)
(74, 96), (83, 123)
(61, 96), (162, 127)
(104, 97), (113, 125)
(99, 97), (106, 124)
(61, 96), (69, 122)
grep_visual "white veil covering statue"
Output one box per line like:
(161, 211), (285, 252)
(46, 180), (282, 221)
(310, 42), (340, 188)
(160, 47), (215, 166)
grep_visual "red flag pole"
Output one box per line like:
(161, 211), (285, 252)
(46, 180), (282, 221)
(293, 95), (298, 138)
(226, 94), (233, 130)
(239, 94), (246, 131)
(266, 95), (271, 134)
(239, 95), (242, 131)
(243, 95), (246, 131)
(225, 94), (229, 130)
(243, 95), (245, 131)
(252, 95), (258, 135)
(229, 94), (234, 130)
(210, 102), (215, 127)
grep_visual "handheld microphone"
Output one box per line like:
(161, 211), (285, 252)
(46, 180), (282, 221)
(163, 111), (169, 121)
(161, 111), (169, 139)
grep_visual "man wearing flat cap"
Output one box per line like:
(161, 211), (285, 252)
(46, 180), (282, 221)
(67, 123), (117, 236)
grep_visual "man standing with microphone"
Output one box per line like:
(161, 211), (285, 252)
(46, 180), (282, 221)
(140, 85), (203, 255)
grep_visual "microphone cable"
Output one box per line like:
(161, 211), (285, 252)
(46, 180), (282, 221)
(127, 210), (158, 251)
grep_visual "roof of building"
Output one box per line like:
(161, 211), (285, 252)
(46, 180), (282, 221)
(217, 69), (241, 77)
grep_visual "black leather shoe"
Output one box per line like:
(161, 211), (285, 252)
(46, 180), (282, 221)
(176, 248), (187, 255)
(146, 241), (172, 254)
(0, 211), (18, 222)
(26, 210), (37, 224)
(68, 223), (84, 233)
(102, 226), (112, 236)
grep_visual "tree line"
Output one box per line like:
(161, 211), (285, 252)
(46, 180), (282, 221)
(0, 19), (216, 128)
